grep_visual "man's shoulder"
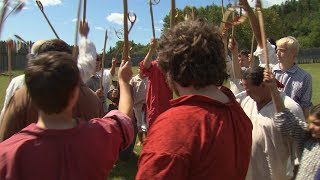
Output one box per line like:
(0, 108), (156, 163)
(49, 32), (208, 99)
(282, 94), (304, 117)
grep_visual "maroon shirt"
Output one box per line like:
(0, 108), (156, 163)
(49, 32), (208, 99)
(0, 84), (104, 142)
(0, 111), (133, 180)
(139, 60), (173, 128)
(136, 87), (253, 179)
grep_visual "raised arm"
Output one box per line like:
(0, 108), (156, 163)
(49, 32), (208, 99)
(143, 38), (157, 69)
(264, 69), (307, 146)
(228, 38), (241, 79)
(118, 60), (133, 120)
(239, 0), (262, 47)
(77, 21), (97, 83)
(110, 57), (117, 76)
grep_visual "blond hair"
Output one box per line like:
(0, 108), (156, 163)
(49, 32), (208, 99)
(276, 36), (300, 56)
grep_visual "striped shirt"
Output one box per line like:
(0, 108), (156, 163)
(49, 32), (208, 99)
(272, 64), (313, 109)
(274, 109), (320, 180)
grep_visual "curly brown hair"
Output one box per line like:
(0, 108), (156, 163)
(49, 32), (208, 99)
(157, 19), (229, 89)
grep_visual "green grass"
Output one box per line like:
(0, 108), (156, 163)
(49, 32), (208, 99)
(0, 64), (320, 179)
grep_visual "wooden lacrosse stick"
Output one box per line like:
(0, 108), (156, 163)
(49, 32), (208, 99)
(128, 12), (137, 34)
(256, 0), (269, 70)
(6, 40), (13, 82)
(100, 30), (108, 90)
(14, 34), (31, 53)
(149, 0), (160, 38)
(83, 0), (87, 22)
(170, 0), (176, 28)
(36, 0), (60, 39)
(250, 33), (255, 67)
(72, 0), (83, 61)
(122, 0), (129, 62)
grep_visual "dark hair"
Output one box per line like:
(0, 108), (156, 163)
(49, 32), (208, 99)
(310, 104), (320, 119)
(242, 66), (265, 86)
(267, 37), (277, 51)
(37, 39), (72, 54)
(157, 19), (229, 89)
(25, 52), (80, 114)
(239, 50), (249, 57)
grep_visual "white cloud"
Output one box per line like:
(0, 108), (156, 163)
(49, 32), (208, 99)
(37, 0), (62, 7)
(106, 12), (139, 25)
(72, 18), (77, 23)
(106, 13), (123, 25)
(248, 0), (287, 8)
(95, 26), (104, 31)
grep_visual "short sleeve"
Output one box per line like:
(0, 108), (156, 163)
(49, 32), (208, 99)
(139, 60), (155, 77)
(299, 74), (312, 109)
(254, 40), (278, 66)
(103, 110), (134, 150)
(136, 152), (189, 180)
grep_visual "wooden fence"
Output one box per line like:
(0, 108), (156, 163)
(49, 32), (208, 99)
(0, 48), (320, 72)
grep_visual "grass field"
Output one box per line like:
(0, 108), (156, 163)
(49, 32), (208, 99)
(0, 64), (320, 179)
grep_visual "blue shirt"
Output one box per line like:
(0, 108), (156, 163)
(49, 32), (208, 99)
(273, 64), (312, 109)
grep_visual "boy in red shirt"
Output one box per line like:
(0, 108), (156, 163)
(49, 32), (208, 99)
(0, 52), (134, 180)
(139, 38), (173, 128)
(136, 19), (252, 179)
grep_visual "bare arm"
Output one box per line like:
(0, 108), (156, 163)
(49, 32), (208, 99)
(118, 60), (133, 120)
(110, 58), (117, 76)
(239, 0), (262, 47)
(143, 38), (157, 69)
(228, 38), (241, 79)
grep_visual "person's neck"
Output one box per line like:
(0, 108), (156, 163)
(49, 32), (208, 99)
(177, 85), (230, 103)
(37, 110), (76, 130)
(280, 62), (295, 71)
(256, 95), (272, 111)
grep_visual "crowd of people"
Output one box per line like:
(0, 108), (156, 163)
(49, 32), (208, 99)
(0, 0), (319, 179)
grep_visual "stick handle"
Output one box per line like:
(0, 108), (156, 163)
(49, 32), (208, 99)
(83, 0), (86, 22)
(149, 1), (156, 38)
(122, 0), (129, 62)
(36, 1), (60, 39)
(73, 0), (82, 62)
(7, 42), (12, 82)
(100, 30), (108, 90)
(250, 33), (255, 67)
(170, 0), (176, 28)
(256, 1), (269, 70)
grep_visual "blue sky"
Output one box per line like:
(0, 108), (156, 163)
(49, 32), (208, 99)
(1, 0), (286, 52)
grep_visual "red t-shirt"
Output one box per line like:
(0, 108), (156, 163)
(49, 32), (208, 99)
(139, 60), (173, 128)
(0, 110), (133, 180)
(136, 87), (252, 179)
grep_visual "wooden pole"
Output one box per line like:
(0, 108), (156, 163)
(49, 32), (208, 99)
(149, 0), (156, 38)
(100, 30), (108, 90)
(256, 0), (269, 70)
(122, 0), (129, 62)
(170, 0), (176, 28)
(83, 0), (87, 22)
(36, 1), (60, 39)
(250, 33), (255, 67)
(72, 0), (82, 62)
(6, 40), (12, 82)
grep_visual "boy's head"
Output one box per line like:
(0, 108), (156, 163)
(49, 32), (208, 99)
(276, 36), (299, 65)
(95, 54), (102, 72)
(25, 52), (80, 114)
(310, 104), (320, 122)
(238, 50), (250, 67)
(157, 19), (228, 92)
(37, 39), (72, 55)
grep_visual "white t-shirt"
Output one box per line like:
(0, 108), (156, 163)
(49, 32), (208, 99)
(238, 93), (305, 180)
